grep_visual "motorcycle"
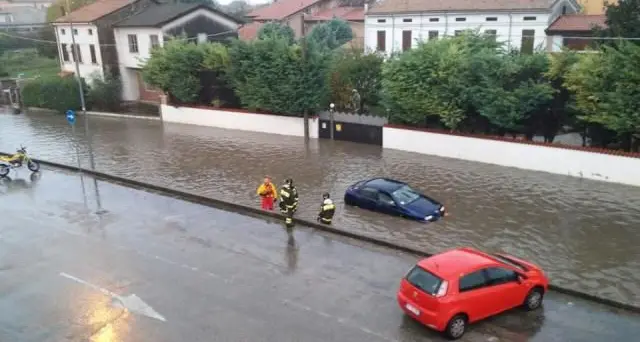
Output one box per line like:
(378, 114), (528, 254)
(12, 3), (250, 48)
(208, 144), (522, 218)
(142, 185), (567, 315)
(0, 145), (40, 177)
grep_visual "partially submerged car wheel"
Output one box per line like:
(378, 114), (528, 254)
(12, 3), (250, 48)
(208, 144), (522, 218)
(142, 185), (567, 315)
(523, 287), (544, 311)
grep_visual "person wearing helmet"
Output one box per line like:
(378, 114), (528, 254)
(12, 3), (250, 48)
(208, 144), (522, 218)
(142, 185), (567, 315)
(317, 192), (335, 225)
(279, 178), (299, 229)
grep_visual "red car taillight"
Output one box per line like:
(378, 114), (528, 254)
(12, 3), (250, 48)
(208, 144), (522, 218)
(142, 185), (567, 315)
(435, 281), (448, 297)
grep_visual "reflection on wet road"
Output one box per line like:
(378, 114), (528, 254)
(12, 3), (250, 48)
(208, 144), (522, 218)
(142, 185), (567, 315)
(1, 111), (640, 306)
(0, 168), (639, 341)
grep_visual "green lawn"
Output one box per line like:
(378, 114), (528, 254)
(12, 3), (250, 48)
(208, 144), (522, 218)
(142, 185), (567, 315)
(2, 49), (59, 79)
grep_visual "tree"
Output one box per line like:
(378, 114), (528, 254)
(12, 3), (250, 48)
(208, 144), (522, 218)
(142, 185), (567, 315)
(142, 39), (230, 104)
(327, 48), (383, 112)
(597, 0), (640, 44)
(227, 34), (328, 115)
(224, 0), (251, 17)
(257, 22), (295, 44)
(564, 41), (640, 151)
(307, 18), (353, 50)
(544, 50), (580, 143)
(382, 32), (501, 129)
(471, 51), (554, 136)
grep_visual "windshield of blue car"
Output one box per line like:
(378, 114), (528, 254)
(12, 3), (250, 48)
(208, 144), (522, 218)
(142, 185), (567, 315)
(391, 185), (420, 204)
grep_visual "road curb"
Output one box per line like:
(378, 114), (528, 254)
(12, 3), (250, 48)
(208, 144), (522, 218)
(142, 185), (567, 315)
(2, 153), (639, 315)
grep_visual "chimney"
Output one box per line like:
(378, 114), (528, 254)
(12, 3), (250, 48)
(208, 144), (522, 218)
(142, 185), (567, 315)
(364, 4), (368, 13)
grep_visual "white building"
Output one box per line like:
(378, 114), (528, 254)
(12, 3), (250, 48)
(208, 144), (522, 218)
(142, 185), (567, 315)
(113, 2), (240, 102)
(53, 22), (104, 81)
(364, 0), (581, 54)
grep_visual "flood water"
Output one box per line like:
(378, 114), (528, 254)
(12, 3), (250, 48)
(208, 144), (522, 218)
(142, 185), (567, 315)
(1, 111), (639, 306)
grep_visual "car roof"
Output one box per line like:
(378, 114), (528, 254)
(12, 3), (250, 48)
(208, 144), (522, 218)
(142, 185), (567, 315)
(364, 178), (406, 192)
(417, 247), (497, 279)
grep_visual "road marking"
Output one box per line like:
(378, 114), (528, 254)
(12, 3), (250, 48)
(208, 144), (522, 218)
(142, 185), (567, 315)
(281, 299), (399, 342)
(59, 272), (166, 322)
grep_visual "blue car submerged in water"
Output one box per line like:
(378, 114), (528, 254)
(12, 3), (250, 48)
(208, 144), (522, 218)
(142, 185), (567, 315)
(344, 178), (446, 222)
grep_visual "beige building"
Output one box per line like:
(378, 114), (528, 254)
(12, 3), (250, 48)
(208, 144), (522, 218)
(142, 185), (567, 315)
(240, 0), (364, 48)
(578, 0), (617, 14)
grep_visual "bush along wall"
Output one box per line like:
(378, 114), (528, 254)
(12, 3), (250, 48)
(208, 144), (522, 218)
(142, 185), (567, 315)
(22, 76), (88, 113)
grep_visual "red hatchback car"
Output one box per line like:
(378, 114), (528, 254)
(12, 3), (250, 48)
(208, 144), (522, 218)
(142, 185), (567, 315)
(397, 247), (549, 340)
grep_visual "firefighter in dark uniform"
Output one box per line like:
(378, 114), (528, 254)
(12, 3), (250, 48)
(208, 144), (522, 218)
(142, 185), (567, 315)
(317, 192), (335, 225)
(279, 178), (299, 230)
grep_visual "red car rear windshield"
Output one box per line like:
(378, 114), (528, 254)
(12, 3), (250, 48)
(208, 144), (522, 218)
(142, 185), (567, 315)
(406, 266), (443, 296)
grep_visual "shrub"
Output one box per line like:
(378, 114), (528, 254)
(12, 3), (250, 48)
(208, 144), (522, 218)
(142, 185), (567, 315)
(22, 76), (87, 113)
(88, 73), (122, 112)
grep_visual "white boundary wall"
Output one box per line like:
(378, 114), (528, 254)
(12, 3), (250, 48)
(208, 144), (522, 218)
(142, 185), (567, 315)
(383, 126), (640, 187)
(161, 105), (319, 138)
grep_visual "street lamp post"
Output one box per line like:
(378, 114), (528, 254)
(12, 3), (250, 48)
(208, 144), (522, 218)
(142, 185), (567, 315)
(65, 0), (95, 172)
(329, 103), (335, 140)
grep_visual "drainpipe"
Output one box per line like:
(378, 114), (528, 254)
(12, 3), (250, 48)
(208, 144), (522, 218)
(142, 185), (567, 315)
(508, 12), (513, 50)
(444, 11), (448, 36)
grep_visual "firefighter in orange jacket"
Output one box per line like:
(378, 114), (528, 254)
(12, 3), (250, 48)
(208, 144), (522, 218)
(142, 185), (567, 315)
(256, 177), (278, 210)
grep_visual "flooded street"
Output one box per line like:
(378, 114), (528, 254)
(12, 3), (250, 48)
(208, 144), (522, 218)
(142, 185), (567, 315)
(1, 111), (640, 306)
(1, 167), (639, 341)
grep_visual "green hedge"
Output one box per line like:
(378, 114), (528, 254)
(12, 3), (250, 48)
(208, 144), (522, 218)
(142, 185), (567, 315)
(22, 77), (87, 113)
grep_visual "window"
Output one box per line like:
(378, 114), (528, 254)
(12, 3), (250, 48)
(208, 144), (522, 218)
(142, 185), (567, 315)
(359, 187), (379, 200)
(402, 18), (412, 22)
(72, 28), (78, 35)
(454, 30), (463, 36)
(378, 192), (395, 205)
(406, 266), (443, 296)
(520, 29), (535, 54)
(490, 254), (526, 271)
(455, 17), (466, 22)
(402, 30), (412, 51)
(485, 267), (519, 286)
(61, 43), (69, 62)
(459, 270), (488, 292)
(428, 30), (438, 40)
(485, 29), (497, 41)
(89, 44), (97, 64)
(486, 17), (497, 21)
(376, 30), (386, 52)
(60, 28), (66, 35)
(70, 44), (82, 63)
(429, 18), (439, 22)
(197, 33), (207, 44)
(377, 19), (386, 23)
(150, 34), (159, 49)
(391, 185), (419, 204)
(523, 16), (537, 21)
(562, 5), (567, 14)
(88, 28), (93, 35)
(128, 34), (138, 53)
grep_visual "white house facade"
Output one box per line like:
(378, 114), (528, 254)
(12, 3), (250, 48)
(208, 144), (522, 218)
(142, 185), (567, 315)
(53, 23), (104, 82)
(114, 27), (163, 101)
(113, 2), (240, 103)
(364, 0), (581, 55)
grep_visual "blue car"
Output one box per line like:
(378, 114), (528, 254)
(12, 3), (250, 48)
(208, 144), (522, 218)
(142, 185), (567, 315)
(344, 178), (446, 222)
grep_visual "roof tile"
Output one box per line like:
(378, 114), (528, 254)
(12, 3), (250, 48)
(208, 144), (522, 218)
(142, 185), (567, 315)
(55, 0), (134, 23)
(367, 0), (553, 14)
(247, 0), (322, 20)
(547, 14), (606, 32)
(305, 6), (364, 21)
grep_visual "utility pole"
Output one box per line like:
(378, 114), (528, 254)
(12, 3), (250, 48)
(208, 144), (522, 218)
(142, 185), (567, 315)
(65, 0), (95, 171)
(300, 13), (309, 141)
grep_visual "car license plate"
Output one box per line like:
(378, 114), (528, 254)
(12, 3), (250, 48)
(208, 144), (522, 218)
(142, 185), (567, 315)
(405, 303), (420, 316)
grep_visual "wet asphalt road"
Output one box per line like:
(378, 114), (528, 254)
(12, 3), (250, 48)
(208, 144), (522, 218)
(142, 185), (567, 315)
(1, 111), (640, 306)
(0, 168), (639, 342)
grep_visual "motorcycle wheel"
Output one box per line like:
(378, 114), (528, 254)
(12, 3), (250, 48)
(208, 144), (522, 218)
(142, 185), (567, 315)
(27, 160), (40, 172)
(0, 165), (9, 178)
